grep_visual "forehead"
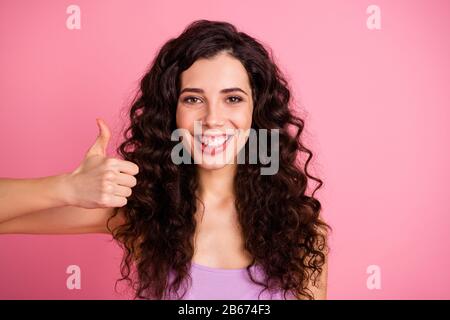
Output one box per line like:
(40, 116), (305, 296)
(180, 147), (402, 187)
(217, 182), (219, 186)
(179, 53), (251, 92)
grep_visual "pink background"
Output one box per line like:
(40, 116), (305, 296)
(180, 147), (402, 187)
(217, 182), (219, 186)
(0, 0), (449, 299)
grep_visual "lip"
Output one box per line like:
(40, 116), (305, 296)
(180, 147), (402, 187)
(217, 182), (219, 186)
(194, 134), (234, 156)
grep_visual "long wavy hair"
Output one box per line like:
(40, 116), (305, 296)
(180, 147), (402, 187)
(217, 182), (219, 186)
(107, 19), (332, 300)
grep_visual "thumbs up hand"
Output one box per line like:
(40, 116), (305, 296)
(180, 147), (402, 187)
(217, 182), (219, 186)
(67, 118), (139, 209)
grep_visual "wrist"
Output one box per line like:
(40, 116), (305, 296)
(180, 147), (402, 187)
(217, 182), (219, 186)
(54, 173), (76, 207)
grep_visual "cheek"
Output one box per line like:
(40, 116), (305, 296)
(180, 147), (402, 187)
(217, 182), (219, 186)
(229, 108), (253, 149)
(175, 108), (194, 130)
(231, 108), (253, 129)
(175, 109), (194, 154)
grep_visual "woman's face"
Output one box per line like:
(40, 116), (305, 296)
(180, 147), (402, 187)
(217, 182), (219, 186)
(176, 52), (254, 170)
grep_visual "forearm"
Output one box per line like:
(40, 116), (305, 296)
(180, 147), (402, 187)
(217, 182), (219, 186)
(0, 205), (114, 235)
(0, 174), (73, 224)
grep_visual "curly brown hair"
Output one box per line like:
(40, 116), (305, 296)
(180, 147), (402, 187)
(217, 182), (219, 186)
(106, 19), (332, 300)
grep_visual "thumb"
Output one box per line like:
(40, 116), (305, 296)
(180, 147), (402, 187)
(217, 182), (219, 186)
(86, 118), (111, 157)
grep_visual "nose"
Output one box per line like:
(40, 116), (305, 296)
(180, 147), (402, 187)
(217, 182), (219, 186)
(203, 102), (225, 127)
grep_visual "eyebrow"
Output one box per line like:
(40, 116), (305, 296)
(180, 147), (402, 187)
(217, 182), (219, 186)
(179, 87), (248, 96)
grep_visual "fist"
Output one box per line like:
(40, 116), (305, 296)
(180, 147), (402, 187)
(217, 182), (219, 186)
(67, 118), (139, 208)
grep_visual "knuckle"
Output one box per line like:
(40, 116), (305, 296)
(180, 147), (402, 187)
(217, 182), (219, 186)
(105, 158), (116, 167)
(99, 194), (110, 206)
(102, 170), (116, 181)
(100, 180), (109, 189)
(101, 181), (114, 193)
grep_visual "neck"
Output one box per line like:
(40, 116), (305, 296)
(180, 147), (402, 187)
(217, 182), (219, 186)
(196, 163), (237, 202)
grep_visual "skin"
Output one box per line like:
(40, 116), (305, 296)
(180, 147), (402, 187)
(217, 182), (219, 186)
(175, 51), (254, 269)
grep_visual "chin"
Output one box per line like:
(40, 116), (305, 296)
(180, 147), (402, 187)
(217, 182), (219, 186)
(190, 145), (237, 170)
(195, 162), (229, 170)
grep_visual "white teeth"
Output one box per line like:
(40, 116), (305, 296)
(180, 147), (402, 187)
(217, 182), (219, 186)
(203, 136), (226, 146)
(196, 135), (229, 147)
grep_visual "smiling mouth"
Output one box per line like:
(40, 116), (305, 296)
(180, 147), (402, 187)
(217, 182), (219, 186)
(194, 134), (234, 156)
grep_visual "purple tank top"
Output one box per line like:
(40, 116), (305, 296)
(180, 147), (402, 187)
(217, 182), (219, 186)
(165, 262), (296, 300)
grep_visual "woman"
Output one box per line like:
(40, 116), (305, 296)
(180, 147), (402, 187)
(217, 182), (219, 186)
(0, 19), (331, 300)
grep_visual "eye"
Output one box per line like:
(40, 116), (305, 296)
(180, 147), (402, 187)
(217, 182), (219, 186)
(227, 96), (243, 104)
(181, 95), (243, 105)
(182, 96), (202, 104)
